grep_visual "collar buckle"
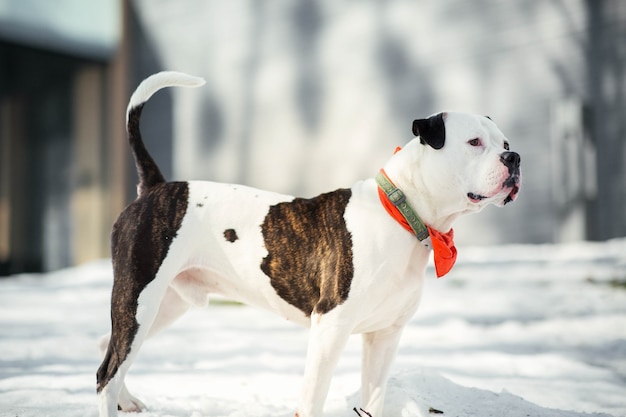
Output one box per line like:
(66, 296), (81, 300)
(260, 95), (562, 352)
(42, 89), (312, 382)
(387, 188), (406, 206)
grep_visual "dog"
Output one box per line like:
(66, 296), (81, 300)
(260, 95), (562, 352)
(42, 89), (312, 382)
(96, 71), (521, 417)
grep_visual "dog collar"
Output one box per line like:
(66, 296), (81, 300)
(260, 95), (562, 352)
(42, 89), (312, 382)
(375, 169), (431, 246)
(375, 168), (457, 277)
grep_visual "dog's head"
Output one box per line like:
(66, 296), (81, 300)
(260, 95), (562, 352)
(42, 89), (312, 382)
(385, 112), (521, 230)
(412, 112), (521, 210)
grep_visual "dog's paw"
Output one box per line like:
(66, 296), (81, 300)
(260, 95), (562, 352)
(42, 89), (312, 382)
(118, 398), (146, 413)
(118, 386), (147, 412)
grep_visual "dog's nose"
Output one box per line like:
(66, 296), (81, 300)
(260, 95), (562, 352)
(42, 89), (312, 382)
(500, 151), (521, 169)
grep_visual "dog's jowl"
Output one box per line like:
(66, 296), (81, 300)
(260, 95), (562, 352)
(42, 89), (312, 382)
(97, 71), (521, 417)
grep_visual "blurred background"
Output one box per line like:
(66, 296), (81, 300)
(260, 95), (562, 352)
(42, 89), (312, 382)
(0, 0), (624, 276)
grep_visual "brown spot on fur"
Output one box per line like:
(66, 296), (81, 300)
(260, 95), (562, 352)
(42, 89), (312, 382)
(224, 229), (238, 242)
(260, 189), (354, 316)
(97, 182), (189, 393)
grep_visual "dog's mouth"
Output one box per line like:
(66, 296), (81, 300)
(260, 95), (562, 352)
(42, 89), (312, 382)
(467, 192), (488, 203)
(468, 172), (521, 206)
(502, 186), (519, 205)
(502, 172), (521, 205)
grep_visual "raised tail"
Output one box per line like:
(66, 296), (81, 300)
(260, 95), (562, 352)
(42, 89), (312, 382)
(126, 71), (205, 197)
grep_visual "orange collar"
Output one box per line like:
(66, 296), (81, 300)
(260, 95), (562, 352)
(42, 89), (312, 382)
(376, 163), (457, 277)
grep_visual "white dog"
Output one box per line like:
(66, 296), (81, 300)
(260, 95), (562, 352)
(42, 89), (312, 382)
(97, 71), (521, 417)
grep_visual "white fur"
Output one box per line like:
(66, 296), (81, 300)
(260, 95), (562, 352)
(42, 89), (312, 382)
(126, 71), (205, 123)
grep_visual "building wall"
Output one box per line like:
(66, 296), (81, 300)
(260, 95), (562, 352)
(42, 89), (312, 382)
(0, 43), (113, 274)
(130, 0), (626, 245)
(0, 0), (123, 275)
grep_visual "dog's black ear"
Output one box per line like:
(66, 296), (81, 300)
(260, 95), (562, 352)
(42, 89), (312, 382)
(412, 113), (446, 150)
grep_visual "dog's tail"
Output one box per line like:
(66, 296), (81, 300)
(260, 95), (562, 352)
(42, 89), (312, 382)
(126, 71), (205, 197)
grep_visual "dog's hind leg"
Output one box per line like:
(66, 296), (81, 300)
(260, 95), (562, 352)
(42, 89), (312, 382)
(96, 266), (166, 416)
(97, 334), (147, 413)
(98, 286), (191, 413)
(97, 223), (189, 417)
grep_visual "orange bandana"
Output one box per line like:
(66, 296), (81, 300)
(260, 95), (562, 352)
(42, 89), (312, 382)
(426, 226), (457, 278)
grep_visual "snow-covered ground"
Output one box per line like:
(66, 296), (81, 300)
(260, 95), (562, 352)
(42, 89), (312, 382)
(1, 239), (625, 417)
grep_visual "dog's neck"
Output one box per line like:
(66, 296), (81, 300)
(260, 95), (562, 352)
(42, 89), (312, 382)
(375, 170), (431, 245)
(381, 140), (477, 233)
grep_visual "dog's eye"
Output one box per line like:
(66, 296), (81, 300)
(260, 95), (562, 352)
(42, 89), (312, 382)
(503, 141), (510, 150)
(468, 138), (482, 147)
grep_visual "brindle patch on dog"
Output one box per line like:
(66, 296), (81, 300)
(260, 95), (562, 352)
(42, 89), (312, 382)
(260, 189), (354, 316)
(97, 181), (189, 393)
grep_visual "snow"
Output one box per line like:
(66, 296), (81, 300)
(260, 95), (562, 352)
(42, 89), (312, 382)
(1, 239), (625, 417)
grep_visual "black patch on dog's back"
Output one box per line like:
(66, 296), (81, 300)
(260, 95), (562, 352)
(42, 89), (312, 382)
(97, 181), (189, 393)
(260, 189), (354, 316)
(224, 229), (238, 242)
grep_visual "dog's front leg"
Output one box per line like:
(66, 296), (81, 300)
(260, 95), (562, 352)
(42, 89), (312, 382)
(360, 326), (403, 416)
(296, 313), (352, 417)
